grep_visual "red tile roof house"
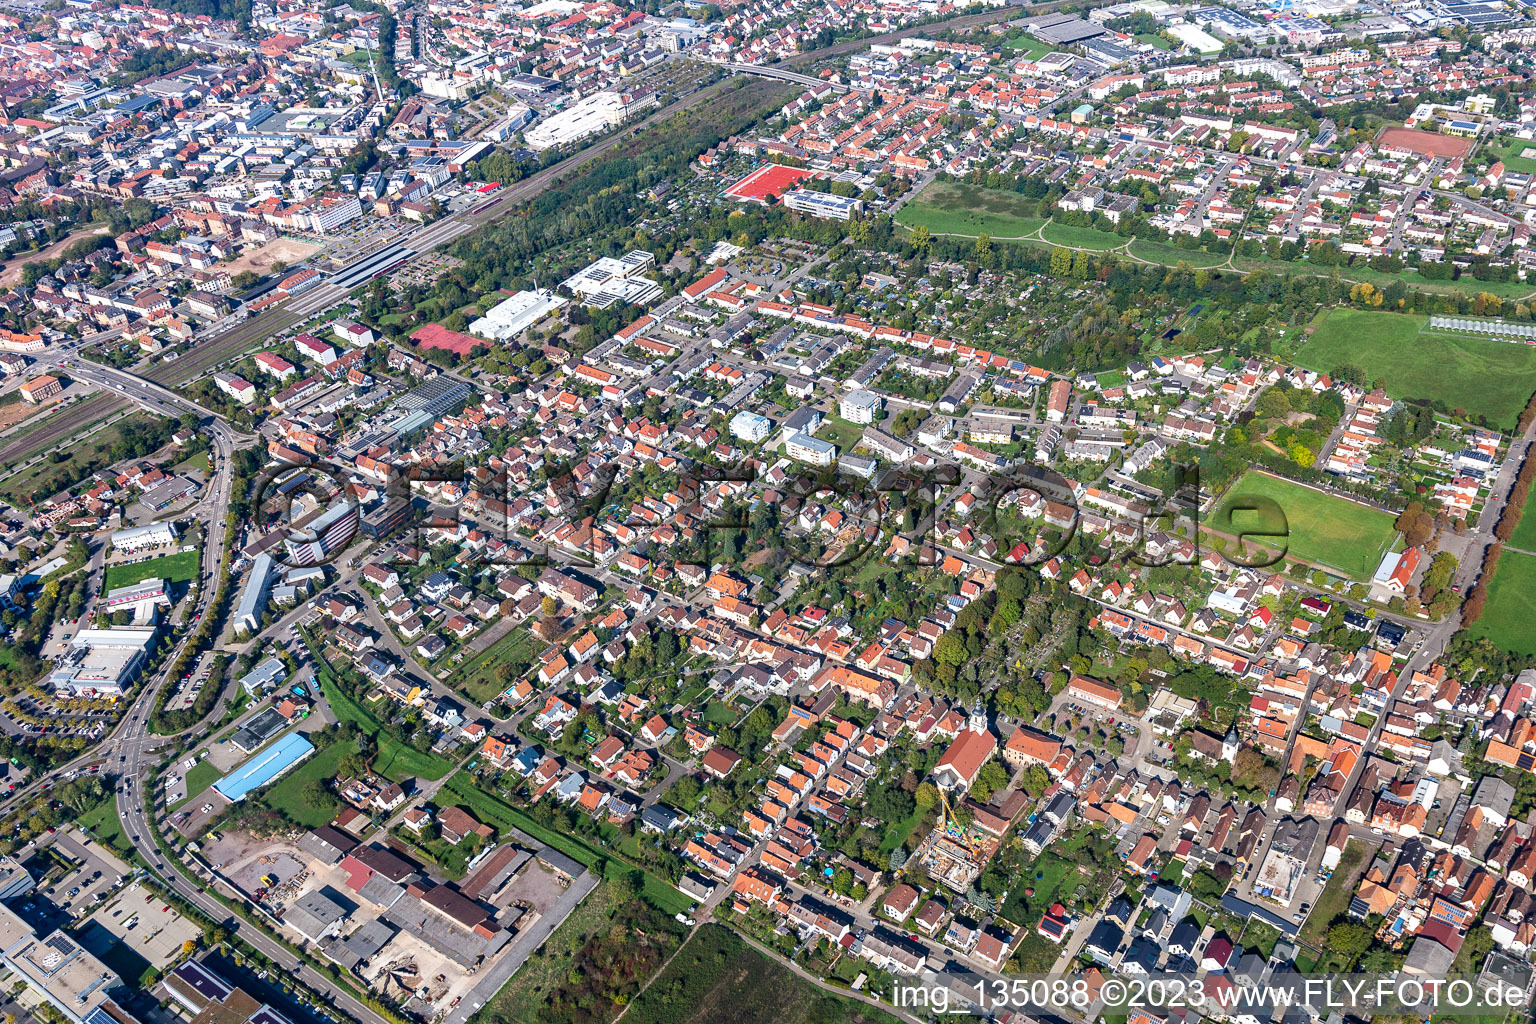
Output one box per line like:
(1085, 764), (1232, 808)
(701, 746), (742, 779)
(881, 882), (922, 922)
(639, 714), (670, 744)
(973, 929), (1011, 970)
(438, 806), (494, 845)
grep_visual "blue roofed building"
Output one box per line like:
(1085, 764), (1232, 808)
(214, 732), (315, 802)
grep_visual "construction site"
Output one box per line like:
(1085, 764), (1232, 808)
(916, 790), (1001, 892)
(203, 824), (589, 1022)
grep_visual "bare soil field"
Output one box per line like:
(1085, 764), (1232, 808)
(222, 237), (323, 278)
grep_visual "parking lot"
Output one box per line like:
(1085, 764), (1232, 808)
(40, 827), (132, 918)
(170, 792), (228, 839)
(80, 884), (202, 971)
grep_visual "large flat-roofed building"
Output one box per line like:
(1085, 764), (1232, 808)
(48, 628), (156, 698)
(730, 411), (772, 442)
(0, 901), (124, 1024)
(839, 390), (881, 424)
(138, 475), (198, 511)
(231, 706), (289, 753)
(360, 498), (413, 539)
(239, 657), (288, 697)
(100, 579), (172, 618)
(233, 552), (276, 635)
(109, 521), (178, 553)
(283, 501), (358, 567)
(781, 189), (862, 221)
(1019, 12), (1105, 43)
(559, 251), (662, 309)
(214, 732), (315, 802)
(785, 432), (837, 467)
(165, 960), (296, 1024)
(525, 90), (644, 150)
(468, 289), (566, 342)
(0, 856), (32, 900)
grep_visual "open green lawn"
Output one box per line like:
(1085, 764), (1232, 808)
(262, 740), (348, 828)
(1469, 550), (1536, 655)
(815, 414), (865, 453)
(1001, 34), (1052, 60)
(701, 700), (737, 726)
(1041, 221), (1126, 251)
(1480, 136), (1536, 174)
(78, 799), (130, 857)
(175, 450), (211, 474)
(626, 924), (900, 1024)
(1212, 471), (1398, 580)
(102, 549), (199, 591)
(1509, 503), (1536, 553)
(318, 670), (452, 782)
(169, 760), (222, 812)
(1136, 32), (1171, 49)
(1298, 309), (1536, 429)
(1129, 238), (1228, 268)
(895, 180), (1045, 238)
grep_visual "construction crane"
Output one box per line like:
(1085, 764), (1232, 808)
(365, 44), (384, 103)
(935, 784), (984, 857)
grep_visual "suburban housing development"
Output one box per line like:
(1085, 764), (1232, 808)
(4, 0), (1536, 1023)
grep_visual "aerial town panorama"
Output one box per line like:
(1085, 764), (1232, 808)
(5, 0), (1536, 1023)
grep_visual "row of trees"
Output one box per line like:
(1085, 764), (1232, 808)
(1466, 442), (1536, 624)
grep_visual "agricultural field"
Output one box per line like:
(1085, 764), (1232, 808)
(1467, 550), (1536, 656)
(103, 549), (199, 591)
(1211, 471), (1398, 580)
(1297, 310), (1536, 429)
(625, 925), (901, 1024)
(895, 180), (1045, 238)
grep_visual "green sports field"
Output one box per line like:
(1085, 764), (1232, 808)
(1468, 550), (1536, 655)
(895, 180), (1044, 238)
(1297, 309), (1536, 429)
(1211, 471), (1398, 580)
(102, 549), (199, 591)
